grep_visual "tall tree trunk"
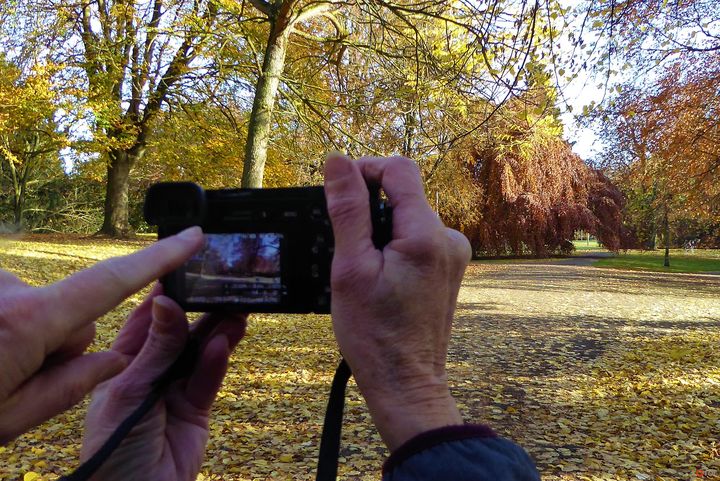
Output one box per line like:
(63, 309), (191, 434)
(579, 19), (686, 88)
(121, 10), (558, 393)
(13, 179), (25, 230)
(402, 106), (417, 158)
(663, 203), (670, 267)
(8, 156), (23, 232)
(648, 183), (657, 250)
(242, 21), (289, 188)
(99, 148), (142, 237)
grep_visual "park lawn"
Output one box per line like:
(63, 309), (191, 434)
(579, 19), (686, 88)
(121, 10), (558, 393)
(594, 249), (720, 273)
(571, 239), (604, 251)
(474, 240), (608, 262)
(0, 234), (378, 480)
(472, 257), (555, 264)
(2, 234), (720, 481)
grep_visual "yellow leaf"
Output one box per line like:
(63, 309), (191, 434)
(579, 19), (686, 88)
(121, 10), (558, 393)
(279, 454), (294, 463)
(24, 473), (41, 481)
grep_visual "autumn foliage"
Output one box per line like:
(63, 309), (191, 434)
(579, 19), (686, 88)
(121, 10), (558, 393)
(461, 138), (624, 257)
(593, 52), (720, 249)
(440, 83), (627, 258)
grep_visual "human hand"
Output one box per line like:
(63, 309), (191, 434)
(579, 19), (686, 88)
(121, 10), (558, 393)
(80, 288), (247, 481)
(0, 227), (205, 445)
(324, 154), (471, 451)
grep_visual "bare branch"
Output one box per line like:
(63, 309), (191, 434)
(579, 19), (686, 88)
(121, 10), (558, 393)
(248, 0), (271, 16)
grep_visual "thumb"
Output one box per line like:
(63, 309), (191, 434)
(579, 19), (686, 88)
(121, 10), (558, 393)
(108, 296), (189, 403)
(324, 152), (376, 259)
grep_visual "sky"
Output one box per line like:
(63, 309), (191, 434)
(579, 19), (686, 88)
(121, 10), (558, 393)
(555, 1), (610, 163)
(556, 0), (720, 163)
(560, 78), (606, 162)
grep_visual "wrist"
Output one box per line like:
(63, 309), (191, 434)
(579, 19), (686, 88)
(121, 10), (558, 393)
(358, 378), (463, 451)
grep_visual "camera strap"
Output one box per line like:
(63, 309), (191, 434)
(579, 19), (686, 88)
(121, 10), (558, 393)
(59, 346), (352, 481)
(315, 358), (352, 481)
(58, 339), (202, 481)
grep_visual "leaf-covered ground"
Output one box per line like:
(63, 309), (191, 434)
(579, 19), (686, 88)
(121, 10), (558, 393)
(1, 235), (719, 481)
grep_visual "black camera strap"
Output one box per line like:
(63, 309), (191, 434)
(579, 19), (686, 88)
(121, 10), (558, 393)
(58, 346), (352, 481)
(58, 338), (201, 481)
(315, 358), (352, 481)
(57, 388), (162, 481)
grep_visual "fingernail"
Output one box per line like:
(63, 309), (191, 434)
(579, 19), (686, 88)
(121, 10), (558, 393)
(324, 152), (353, 178)
(212, 333), (230, 354)
(152, 296), (177, 333)
(325, 150), (346, 160)
(177, 226), (203, 241)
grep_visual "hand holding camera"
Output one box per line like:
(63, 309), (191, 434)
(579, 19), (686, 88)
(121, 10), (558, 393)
(324, 153), (471, 451)
(72, 153), (471, 480)
(80, 287), (247, 480)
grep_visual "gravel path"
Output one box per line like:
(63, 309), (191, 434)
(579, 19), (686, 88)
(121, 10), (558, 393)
(447, 261), (720, 480)
(551, 252), (616, 266)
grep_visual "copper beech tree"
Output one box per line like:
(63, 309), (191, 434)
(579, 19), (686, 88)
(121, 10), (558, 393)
(451, 89), (626, 257)
(463, 139), (624, 257)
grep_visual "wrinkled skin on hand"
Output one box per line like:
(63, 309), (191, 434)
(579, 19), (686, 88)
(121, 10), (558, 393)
(0, 227), (205, 445)
(80, 289), (247, 481)
(324, 154), (471, 451)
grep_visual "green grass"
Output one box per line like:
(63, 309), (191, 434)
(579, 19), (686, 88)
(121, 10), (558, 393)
(594, 249), (720, 273)
(572, 239), (606, 251)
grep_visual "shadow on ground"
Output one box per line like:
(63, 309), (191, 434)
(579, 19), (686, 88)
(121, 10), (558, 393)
(450, 262), (720, 480)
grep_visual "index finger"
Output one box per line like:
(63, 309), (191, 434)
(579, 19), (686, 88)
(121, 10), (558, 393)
(39, 227), (204, 349)
(356, 156), (443, 239)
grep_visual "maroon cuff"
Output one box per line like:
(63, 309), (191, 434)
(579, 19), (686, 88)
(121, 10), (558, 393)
(382, 424), (497, 475)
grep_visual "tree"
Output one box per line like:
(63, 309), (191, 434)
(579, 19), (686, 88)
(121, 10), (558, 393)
(3, 0), (230, 236)
(0, 59), (67, 231)
(236, 0), (346, 187)
(1, 0), (577, 238)
(568, 1), (720, 258)
(233, 0), (564, 187)
(567, 0), (719, 93)
(128, 102), (301, 229)
(594, 53), (720, 260)
(458, 85), (625, 257)
(80, 0), (226, 236)
(649, 58), (720, 220)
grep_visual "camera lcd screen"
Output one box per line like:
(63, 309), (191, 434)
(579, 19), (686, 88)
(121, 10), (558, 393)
(184, 233), (283, 304)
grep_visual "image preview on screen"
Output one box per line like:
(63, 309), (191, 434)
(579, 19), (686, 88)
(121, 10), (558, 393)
(184, 233), (283, 304)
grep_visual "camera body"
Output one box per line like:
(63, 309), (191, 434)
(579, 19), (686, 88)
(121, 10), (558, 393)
(144, 182), (392, 313)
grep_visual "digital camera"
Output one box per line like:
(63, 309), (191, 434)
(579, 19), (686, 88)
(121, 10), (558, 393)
(144, 182), (392, 313)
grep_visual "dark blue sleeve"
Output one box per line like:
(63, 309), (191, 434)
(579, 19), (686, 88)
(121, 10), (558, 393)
(382, 425), (541, 481)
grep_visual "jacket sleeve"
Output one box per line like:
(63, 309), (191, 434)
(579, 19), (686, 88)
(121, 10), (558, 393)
(382, 425), (541, 481)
